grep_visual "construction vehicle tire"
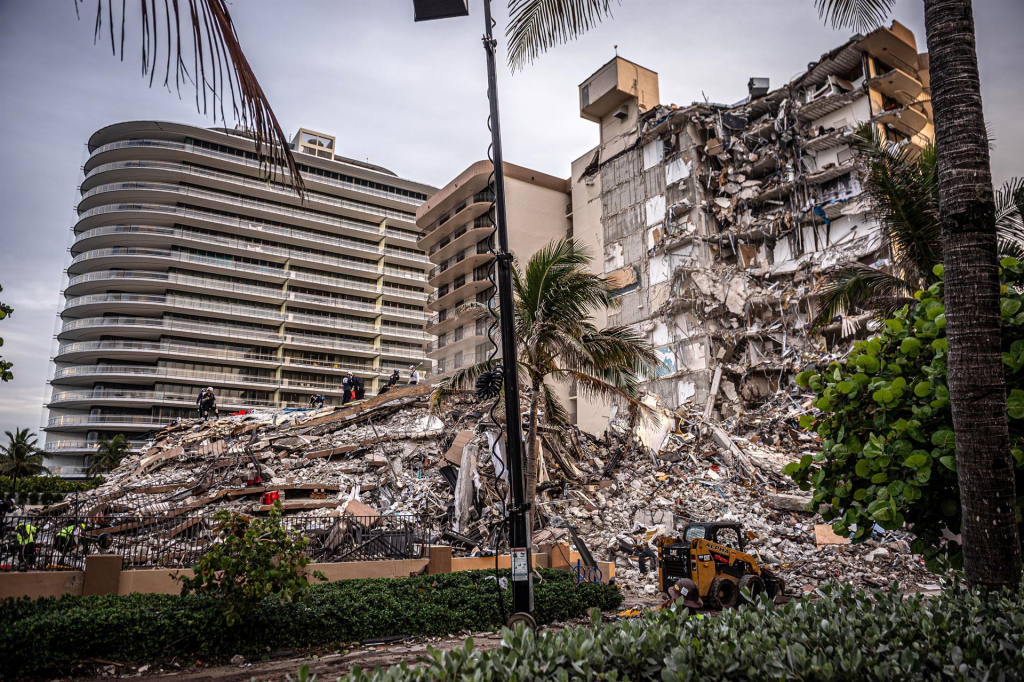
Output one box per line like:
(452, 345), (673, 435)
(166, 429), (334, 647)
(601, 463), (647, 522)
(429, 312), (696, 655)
(706, 577), (739, 609)
(738, 574), (765, 603)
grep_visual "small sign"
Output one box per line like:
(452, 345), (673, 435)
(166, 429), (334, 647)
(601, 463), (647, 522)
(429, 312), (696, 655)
(511, 548), (528, 581)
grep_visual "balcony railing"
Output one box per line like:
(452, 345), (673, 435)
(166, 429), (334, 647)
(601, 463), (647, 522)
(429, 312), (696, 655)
(71, 247), (287, 279)
(88, 139), (423, 206)
(65, 270), (287, 300)
(63, 293), (283, 322)
(83, 165), (417, 224)
(426, 271), (489, 305)
(59, 316), (283, 344)
(48, 389), (276, 408)
(51, 364), (280, 388)
(55, 340), (280, 364)
(77, 201), (384, 248)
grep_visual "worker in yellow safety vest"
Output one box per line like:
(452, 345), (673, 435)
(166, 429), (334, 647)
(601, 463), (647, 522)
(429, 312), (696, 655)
(55, 522), (84, 555)
(15, 522), (38, 569)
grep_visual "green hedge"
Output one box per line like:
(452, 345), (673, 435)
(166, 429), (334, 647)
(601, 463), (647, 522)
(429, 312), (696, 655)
(0, 569), (620, 678)
(0, 475), (103, 495)
(334, 581), (1024, 682)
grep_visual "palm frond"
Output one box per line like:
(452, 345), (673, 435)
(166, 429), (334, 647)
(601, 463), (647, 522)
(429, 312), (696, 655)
(811, 263), (915, 329)
(814, 0), (895, 33)
(539, 383), (572, 431)
(74, 0), (303, 197)
(995, 177), (1024, 246)
(850, 124), (942, 284)
(506, 0), (617, 72)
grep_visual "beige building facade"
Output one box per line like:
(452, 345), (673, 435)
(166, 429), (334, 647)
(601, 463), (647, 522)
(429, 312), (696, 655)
(418, 161), (610, 432)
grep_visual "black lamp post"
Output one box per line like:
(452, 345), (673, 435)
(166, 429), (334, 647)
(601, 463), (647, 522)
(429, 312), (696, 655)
(414, 0), (534, 624)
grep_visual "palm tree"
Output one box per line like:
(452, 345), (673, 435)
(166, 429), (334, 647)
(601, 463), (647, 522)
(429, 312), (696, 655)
(433, 239), (658, 507)
(88, 434), (130, 477)
(0, 429), (49, 494)
(814, 0), (1021, 589)
(812, 125), (1024, 328)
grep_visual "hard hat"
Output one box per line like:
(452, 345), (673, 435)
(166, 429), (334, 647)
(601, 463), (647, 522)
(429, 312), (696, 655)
(206, 387), (214, 392)
(409, 365), (415, 369)
(668, 578), (703, 609)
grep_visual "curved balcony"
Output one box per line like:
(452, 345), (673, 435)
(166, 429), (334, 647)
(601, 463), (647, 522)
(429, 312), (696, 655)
(51, 364), (280, 390)
(46, 414), (180, 432)
(77, 183), (389, 244)
(418, 190), (495, 252)
(58, 316), (283, 344)
(428, 251), (493, 289)
(86, 139), (423, 208)
(284, 333), (376, 356)
(427, 271), (492, 311)
(68, 247), (288, 282)
(81, 163), (417, 225)
(48, 389), (278, 410)
(428, 218), (494, 261)
(64, 269), (286, 302)
(62, 293), (283, 324)
(55, 340), (280, 367)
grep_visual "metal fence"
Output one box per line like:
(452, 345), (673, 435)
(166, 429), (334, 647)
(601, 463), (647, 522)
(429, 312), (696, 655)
(0, 513), (426, 572)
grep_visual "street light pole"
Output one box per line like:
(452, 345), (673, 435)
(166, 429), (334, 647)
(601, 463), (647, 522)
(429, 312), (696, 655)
(413, 0), (533, 621)
(479, 0), (534, 621)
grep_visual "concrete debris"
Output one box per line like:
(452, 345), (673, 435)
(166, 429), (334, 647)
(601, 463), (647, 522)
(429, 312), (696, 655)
(31, 381), (933, 602)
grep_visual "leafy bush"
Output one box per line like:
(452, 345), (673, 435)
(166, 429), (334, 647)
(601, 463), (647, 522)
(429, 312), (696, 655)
(0, 569), (620, 678)
(787, 262), (1024, 571)
(173, 503), (326, 625)
(331, 580), (1024, 682)
(0, 475), (103, 494)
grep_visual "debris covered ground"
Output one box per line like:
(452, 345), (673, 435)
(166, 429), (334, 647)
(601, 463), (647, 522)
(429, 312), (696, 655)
(36, 383), (932, 600)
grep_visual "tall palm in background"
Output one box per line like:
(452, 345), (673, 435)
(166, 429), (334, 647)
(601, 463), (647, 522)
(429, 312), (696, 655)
(88, 434), (129, 477)
(0, 429), (49, 485)
(433, 239), (657, 507)
(812, 125), (1024, 328)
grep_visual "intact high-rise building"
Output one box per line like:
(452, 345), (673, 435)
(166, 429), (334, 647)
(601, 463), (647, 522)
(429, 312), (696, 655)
(44, 122), (435, 476)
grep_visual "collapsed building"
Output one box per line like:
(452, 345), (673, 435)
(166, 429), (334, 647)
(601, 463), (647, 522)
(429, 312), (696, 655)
(568, 21), (933, 420)
(11, 386), (933, 599)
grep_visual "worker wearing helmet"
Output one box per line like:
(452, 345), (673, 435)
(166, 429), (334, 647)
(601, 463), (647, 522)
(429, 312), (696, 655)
(666, 578), (704, 617)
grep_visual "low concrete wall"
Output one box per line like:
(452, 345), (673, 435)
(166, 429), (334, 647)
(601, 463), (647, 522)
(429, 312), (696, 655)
(0, 548), (613, 599)
(0, 570), (84, 600)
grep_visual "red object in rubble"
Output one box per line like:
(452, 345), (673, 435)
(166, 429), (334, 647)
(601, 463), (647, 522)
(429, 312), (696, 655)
(261, 491), (280, 505)
(247, 476), (263, 487)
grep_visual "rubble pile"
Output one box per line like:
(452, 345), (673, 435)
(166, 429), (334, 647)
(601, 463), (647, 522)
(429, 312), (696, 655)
(40, 384), (931, 597)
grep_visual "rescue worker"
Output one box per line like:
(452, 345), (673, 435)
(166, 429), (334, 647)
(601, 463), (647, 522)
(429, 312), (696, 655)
(353, 374), (365, 400)
(387, 369), (401, 390)
(15, 520), (38, 569)
(409, 365), (420, 385)
(197, 386), (217, 421)
(55, 522), (85, 556)
(341, 373), (354, 405)
(665, 578), (704, 617)
(308, 394), (325, 409)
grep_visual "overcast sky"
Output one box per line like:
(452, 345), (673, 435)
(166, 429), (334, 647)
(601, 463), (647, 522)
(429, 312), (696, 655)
(1, 0), (1021, 441)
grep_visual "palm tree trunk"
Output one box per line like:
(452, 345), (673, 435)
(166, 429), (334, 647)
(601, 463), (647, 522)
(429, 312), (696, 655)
(924, 0), (1022, 589)
(526, 379), (542, 508)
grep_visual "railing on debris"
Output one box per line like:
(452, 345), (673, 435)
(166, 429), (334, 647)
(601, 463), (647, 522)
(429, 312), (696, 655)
(0, 514), (425, 572)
